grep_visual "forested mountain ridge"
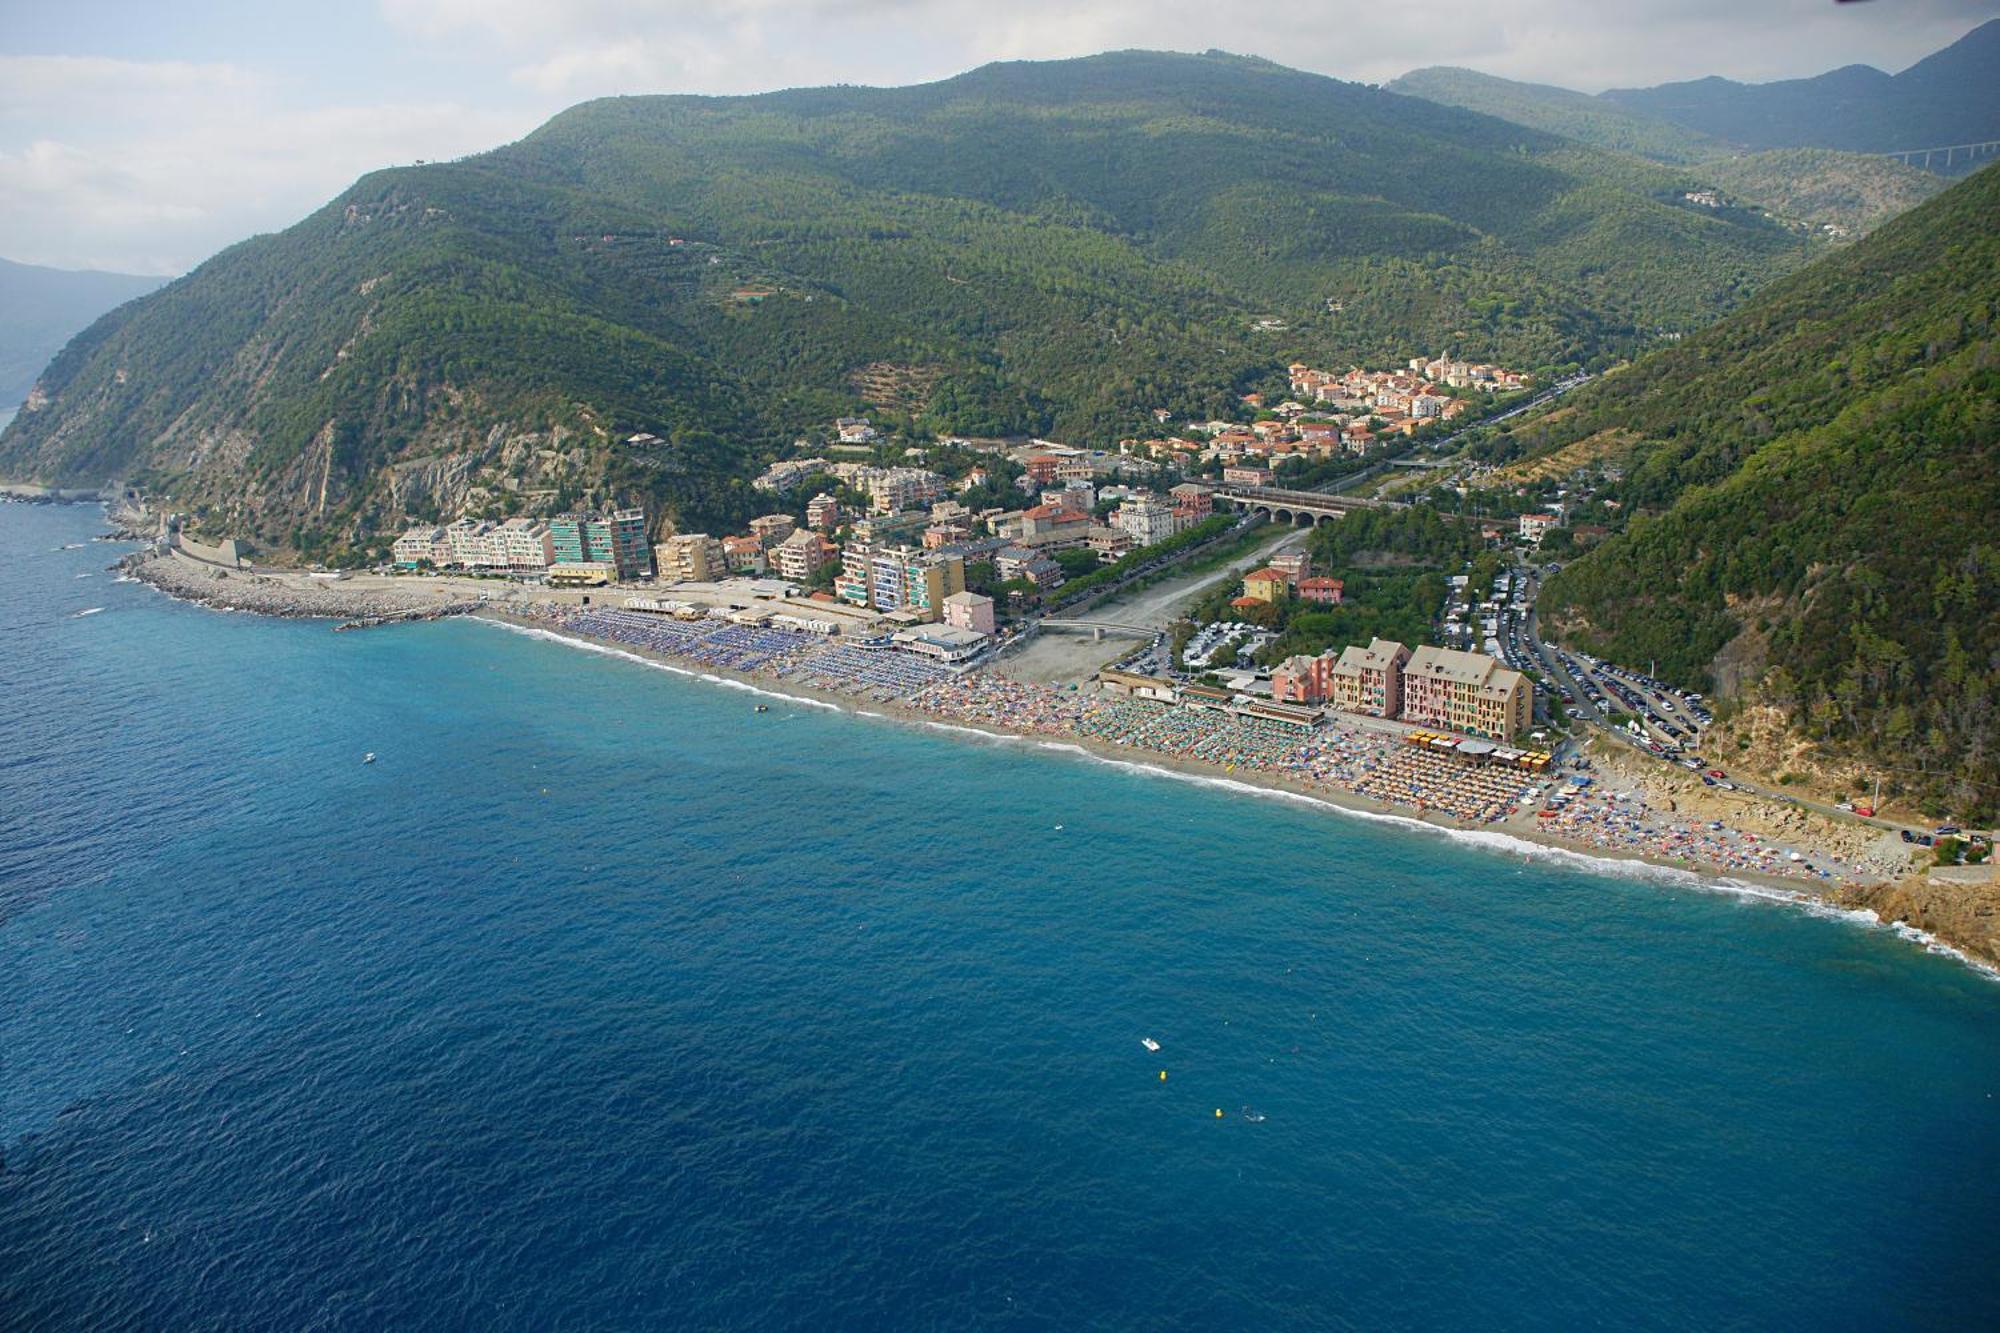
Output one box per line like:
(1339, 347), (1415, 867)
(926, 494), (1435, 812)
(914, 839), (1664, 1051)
(1386, 67), (1730, 164)
(1530, 164), (2000, 819)
(1386, 67), (1947, 235)
(0, 50), (1812, 549)
(1602, 18), (2000, 163)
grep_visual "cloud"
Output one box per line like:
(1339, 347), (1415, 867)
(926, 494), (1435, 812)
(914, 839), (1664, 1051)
(0, 55), (530, 274)
(6, 1), (1992, 272)
(378, 0), (1999, 96)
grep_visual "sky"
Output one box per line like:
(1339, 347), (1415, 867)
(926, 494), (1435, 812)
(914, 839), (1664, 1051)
(2, 0), (1993, 275)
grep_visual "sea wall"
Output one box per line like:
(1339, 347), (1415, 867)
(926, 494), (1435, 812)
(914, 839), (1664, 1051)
(173, 533), (247, 568)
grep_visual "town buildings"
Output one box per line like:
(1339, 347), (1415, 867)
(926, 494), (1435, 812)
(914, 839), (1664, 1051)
(658, 533), (727, 584)
(1519, 512), (1560, 542)
(1298, 576), (1345, 605)
(835, 543), (967, 621)
(806, 493), (842, 531)
(748, 513), (797, 548)
(770, 529), (831, 582)
(1331, 638), (1414, 718)
(723, 535), (768, 575)
(1398, 645), (1533, 739)
(395, 511), (639, 578)
(1169, 483), (1213, 523)
(551, 510), (652, 581)
(1112, 492), (1180, 547)
(1240, 567), (1290, 604)
(753, 458), (831, 495)
(943, 590), (997, 637)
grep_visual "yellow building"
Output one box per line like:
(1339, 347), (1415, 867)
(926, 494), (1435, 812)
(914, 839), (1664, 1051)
(1241, 567), (1290, 604)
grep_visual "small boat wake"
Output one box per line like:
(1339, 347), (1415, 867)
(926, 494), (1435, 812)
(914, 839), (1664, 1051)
(73, 607), (105, 618)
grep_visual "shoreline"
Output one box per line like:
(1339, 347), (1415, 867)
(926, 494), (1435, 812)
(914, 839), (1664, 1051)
(103, 542), (1995, 978)
(470, 609), (2000, 980)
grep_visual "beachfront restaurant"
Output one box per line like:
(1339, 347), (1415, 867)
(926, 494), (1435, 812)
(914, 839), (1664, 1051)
(1237, 699), (1324, 732)
(1404, 731), (1552, 772)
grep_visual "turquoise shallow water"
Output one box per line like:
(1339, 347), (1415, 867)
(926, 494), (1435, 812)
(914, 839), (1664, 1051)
(3, 503), (1998, 1330)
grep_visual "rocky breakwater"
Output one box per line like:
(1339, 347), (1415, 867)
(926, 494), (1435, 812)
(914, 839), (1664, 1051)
(130, 551), (479, 621)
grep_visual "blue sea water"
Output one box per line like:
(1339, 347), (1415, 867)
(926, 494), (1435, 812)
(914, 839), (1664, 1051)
(3, 503), (1998, 1331)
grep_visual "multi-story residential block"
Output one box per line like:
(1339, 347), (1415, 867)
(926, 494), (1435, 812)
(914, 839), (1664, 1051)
(443, 518), (494, 569)
(392, 526), (446, 569)
(1240, 567), (1290, 604)
(1270, 653), (1333, 705)
(1169, 483), (1213, 520)
(1088, 526), (1137, 562)
(806, 493), (842, 531)
(942, 590), (997, 637)
(459, 518), (549, 572)
(835, 543), (967, 621)
(857, 467), (945, 514)
(1113, 492), (1179, 547)
(1328, 638), (1412, 718)
(770, 529), (830, 582)
(1268, 552), (1309, 583)
(749, 514), (798, 548)
(550, 510), (651, 580)
(1399, 645), (1533, 739)
(1519, 512), (1560, 542)
(657, 533), (726, 584)
(753, 458), (831, 494)
(1222, 465), (1272, 486)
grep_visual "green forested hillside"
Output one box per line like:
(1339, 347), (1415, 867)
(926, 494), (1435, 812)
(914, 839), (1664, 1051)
(1702, 149), (1943, 234)
(1532, 165), (2000, 819)
(1387, 67), (1727, 164)
(0, 50), (1812, 546)
(1388, 69), (1946, 234)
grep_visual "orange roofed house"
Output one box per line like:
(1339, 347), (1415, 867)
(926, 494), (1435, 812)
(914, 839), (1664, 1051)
(1240, 567), (1290, 604)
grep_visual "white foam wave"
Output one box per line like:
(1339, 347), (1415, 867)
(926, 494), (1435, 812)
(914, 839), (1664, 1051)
(481, 617), (1994, 981)
(1020, 738), (1996, 978)
(478, 618), (845, 712)
(916, 718), (1026, 746)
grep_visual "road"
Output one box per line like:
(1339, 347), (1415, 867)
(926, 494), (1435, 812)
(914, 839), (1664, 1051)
(999, 523), (1309, 684)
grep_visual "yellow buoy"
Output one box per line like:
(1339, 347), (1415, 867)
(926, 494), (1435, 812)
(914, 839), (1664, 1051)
(1159, 1070), (1167, 1081)
(1214, 1108), (1223, 1118)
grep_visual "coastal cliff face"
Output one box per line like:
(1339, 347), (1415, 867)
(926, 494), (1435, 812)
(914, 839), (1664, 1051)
(1838, 871), (2000, 972)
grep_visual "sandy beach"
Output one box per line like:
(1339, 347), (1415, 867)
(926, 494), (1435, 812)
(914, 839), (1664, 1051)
(116, 546), (1991, 973)
(469, 605), (1996, 975)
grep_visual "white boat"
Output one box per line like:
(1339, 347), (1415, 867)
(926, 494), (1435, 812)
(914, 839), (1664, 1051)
(1140, 1037), (1160, 1052)
(363, 752), (376, 764)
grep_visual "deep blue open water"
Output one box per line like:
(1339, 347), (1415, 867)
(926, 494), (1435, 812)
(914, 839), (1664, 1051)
(4, 502), (1999, 1330)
